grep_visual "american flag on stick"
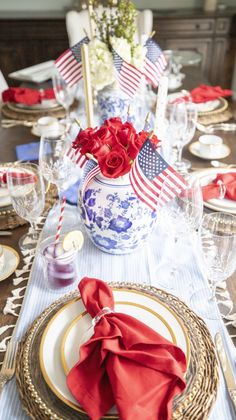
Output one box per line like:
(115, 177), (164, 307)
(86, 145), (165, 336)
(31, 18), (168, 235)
(66, 145), (88, 169)
(112, 48), (143, 98)
(129, 139), (186, 212)
(55, 36), (90, 87)
(81, 160), (100, 196)
(143, 38), (167, 88)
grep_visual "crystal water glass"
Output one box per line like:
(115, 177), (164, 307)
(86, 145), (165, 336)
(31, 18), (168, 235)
(190, 212), (236, 319)
(52, 71), (76, 128)
(157, 175), (203, 292)
(39, 131), (81, 203)
(7, 162), (45, 251)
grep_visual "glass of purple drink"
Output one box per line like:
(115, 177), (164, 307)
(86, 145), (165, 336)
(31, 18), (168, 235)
(40, 235), (79, 291)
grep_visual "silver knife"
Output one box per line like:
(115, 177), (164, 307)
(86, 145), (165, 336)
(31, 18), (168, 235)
(215, 333), (236, 411)
(0, 231), (12, 236)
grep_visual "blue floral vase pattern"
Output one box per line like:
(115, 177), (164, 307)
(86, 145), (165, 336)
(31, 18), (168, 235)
(97, 85), (135, 125)
(79, 174), (157, 255)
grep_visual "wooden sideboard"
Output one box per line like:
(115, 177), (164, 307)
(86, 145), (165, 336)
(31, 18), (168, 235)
(0, 8), (235, 87)
(154, 8), (236, 88)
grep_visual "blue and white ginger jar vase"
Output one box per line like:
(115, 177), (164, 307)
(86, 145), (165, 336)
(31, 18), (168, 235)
(79, 173), (157, 255)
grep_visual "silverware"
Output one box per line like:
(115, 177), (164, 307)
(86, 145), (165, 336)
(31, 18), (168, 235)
(0, 339), (19, 397)
(0, 231), (12, 236)
(1, 119), (34, 128)
(195, 121), (236, 134)
(211, 160), (236, 169)
(215, 333), (236, 412)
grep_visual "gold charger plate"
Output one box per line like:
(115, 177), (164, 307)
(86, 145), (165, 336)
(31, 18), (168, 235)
(0, 245), (20, 282)
(16, 283), (219, 420)
(197, 97), (228, 117)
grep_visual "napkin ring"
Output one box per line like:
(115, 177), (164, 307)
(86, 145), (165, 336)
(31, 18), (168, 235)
(92, 307), (114, 326)
(216, 180), (226, 199)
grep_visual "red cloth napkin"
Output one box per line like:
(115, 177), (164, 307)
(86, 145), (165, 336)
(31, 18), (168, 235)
(67, 277), (187, 420)
(2, 87), (55, 105)
(202, 173), (236, 201)
(189, 84), (232, 103)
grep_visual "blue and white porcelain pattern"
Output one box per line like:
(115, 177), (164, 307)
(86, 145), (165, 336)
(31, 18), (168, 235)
(79, 174), (157, 254)
(97, 86), (135, 124)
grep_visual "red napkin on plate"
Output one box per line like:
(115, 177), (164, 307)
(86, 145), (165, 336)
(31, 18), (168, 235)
(2, 87), (55, 105)
(67, 277), (187, 420)
(189, 84), (232, 103)
(202, 173), (236, 201)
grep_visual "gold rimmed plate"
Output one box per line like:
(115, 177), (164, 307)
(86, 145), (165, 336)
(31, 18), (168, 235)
(39, 288), (190, 416)
(0, 245), (20, 282)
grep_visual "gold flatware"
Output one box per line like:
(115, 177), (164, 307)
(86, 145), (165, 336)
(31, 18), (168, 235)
(0, 339), (19, 397)
(215, 333), (236, 411)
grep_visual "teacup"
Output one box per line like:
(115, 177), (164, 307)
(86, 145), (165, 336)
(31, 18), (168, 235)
(198, 135), (223, 157)
(37, 117), (60, 136)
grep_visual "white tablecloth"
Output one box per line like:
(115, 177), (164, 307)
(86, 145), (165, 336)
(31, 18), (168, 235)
(0, 205), (235, 419)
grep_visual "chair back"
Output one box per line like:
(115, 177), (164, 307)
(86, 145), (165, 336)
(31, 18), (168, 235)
(66, 8), (153, 46)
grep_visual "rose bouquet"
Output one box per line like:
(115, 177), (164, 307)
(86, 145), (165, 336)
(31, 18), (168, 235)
(72, 117), (160, 178)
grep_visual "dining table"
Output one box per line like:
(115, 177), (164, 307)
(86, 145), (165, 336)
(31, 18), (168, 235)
(0, 69), (236, 419)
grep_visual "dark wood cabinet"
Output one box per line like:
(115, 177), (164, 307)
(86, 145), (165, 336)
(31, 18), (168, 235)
(153, 9), (236, 88)
(0, 8), (235, 87)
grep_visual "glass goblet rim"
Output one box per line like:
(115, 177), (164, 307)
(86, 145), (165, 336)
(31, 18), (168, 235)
(201, 212), (236, 238)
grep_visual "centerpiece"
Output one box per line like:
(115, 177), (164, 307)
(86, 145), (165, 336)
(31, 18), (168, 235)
(70, 116), (185, 254)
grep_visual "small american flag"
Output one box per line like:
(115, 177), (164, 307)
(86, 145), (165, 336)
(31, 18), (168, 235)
(55, 36), (90, 87)
(112, 48), (143, 98)
(129, 139), (186, 212)
(66, 144), (88, 169)
(81, 160), (100, 196)
(144, 39), (167, 88)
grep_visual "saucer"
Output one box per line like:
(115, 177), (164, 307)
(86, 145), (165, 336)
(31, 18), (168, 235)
(189, 141), (231, 160)
(31, 123), (66, 137)
(0, 245), (20, 282)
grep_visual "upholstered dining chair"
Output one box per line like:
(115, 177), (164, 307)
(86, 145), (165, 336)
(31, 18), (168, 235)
(66, 8), (153, 46)
(0, 71), (8, 102)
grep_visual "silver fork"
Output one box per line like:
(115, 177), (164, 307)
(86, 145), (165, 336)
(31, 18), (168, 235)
(195, 121), (236, 134)
(0, 339), (19, 397)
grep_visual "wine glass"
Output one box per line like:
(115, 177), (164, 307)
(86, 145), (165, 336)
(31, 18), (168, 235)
(176, 102), (198, 172)
(52, 71), (75, 128)
(190, 212), (236, 320)
(7, 163), (45, 251)
(39, 131), (81, 205)
(156, 175), (203, 292)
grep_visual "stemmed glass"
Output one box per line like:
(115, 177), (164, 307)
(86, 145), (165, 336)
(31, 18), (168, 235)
(190, 212), (236, 320)
(52, 71), (75, 128)
(157, 175), (203, 291)
(39, 131), (81, 206)
(7, 163), (45, 251)
(168, 101), (197, 173)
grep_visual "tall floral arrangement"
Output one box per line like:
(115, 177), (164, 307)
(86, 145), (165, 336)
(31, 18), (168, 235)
(88, 0), (147, 90)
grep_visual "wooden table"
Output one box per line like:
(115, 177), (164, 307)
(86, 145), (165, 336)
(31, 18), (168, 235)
(0, 100), (236, 364)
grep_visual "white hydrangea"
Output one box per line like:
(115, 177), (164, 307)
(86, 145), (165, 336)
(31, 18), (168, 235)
(88, 39), (115, 91)
(131, 44), (147, 71)
(110, 36), (131, 63)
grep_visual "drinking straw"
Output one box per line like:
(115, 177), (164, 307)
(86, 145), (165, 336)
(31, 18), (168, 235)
(55, 197), (66, 243)
(81, 44), (94, 127)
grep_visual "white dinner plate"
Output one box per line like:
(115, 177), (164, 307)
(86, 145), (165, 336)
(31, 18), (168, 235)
(190, 168), (236, 214)
(39, 289), (190, 414)
(168, 92), (220, 112)
(14, 99), (58, 111)
(8, 60), (55, 83)
(189, 141), (231, 160)
(0, 245), (20, 282)
(31, 123), (66, 138)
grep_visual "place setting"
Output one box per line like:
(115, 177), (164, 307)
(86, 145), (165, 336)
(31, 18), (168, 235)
(1, 1), (236, 420)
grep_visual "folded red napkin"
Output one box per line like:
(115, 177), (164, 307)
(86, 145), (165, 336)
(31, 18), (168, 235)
(202, 173), (236, 201)
(67, 277), (187, 420)
(2, 87), (55, 106)
(189, 84), (232, 103)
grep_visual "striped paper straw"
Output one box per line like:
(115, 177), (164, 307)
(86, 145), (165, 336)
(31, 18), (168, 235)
(55, 197), (66, 243)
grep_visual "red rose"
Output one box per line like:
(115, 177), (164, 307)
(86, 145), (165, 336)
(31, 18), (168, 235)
(98, 145), (131, 178)
(72, 127), (95, 149)
(116, 121), (136, 148)
(2, 88), (15, 103)
(104, 117), (123, 134)
(92, 126), (119, 159)
(80, 137), (103, 156)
